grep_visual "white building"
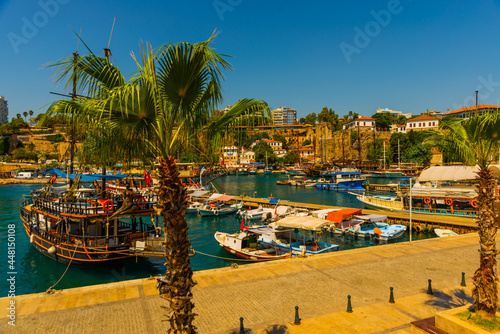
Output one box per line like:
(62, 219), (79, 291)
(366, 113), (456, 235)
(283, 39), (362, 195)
(271, 107), (297, 125)
(443, 105), (500, 119)
(342, 116), (376, 130)
(405, 115), (439, 131)
(376, 108), (412, 119)
(239, 150), (255, 164)
(222, 146), (239, 165)
(0, 95), (8, 124)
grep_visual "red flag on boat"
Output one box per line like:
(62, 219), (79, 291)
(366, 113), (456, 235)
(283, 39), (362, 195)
(144, 169), (152, 187)
(240, 217), (245, 231)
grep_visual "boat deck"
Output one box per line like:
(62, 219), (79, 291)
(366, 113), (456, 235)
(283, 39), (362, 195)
(0, 232), (490, 333)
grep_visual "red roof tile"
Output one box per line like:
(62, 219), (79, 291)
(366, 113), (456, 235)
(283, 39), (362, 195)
(407, 115), (439, 122)
(445, 104), (500, 115)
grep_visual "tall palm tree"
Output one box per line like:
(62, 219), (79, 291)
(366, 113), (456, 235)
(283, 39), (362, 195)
(435, 114), (500, 319)
(47, 35), (270, 332)
(23, 111), (28, 121)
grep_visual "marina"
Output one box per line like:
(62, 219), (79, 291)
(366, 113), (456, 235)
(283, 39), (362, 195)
(0, 173), (476, 298)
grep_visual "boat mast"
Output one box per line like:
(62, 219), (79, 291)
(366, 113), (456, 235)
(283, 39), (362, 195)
(398, 139), (400, 168)
(357, 122), (361, 167)
(383, 140), (386, 169)
(297, 133), (299, 165)
(69, 29), (81, 175)
(101, 16), (116, 193)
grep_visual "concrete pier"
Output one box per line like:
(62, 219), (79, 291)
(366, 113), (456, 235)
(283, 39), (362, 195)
(0, 232), (491, 333)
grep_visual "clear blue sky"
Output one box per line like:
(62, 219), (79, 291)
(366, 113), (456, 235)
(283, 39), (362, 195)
(1, 0), (500, 120)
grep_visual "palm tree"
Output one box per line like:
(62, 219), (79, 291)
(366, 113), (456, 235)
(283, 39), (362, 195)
(16, 113), (21, 120)
(23, 111), (28, 121)
(47, 35), (270, 332)
(435, 114), (500, 319)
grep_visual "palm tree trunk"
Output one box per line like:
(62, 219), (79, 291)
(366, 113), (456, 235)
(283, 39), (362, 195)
(158, 156), (196, 333)
(472, 167), (498, 320)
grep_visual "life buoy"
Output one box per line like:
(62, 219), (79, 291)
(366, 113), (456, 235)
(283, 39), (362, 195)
(445, 198), (453, 206)
(103, 199), (114, 211)
(470, 199), (478, 208)
(423, 197), (431, 205)
(135, 196), (146, 209)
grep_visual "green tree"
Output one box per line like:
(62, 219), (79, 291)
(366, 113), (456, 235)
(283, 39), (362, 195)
(372, 113), (392, 130)
(432, 114), (500, 319)
(47, 34), (270, 332)
(283, 150), (298, 165)
(23, 111), (28, 121)
(253, 141), (278, 164)
(396, 115), (407, 125)
(303, 112), (317, 125)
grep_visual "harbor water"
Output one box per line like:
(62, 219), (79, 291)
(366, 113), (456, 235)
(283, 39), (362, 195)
(0, 175), (434, 297)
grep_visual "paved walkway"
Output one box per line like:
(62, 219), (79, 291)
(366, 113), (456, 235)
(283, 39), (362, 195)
(0, 233), (490, 333)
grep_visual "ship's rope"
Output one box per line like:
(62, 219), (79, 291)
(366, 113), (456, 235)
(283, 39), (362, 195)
(194, 249), (287, 262)
(45, 247), (77, 294)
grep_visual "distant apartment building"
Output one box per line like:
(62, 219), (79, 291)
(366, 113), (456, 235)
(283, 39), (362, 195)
(342, 116), (376, 130)
(405, 115), (439, 131)
(376, 108), (412, 119)
(271, 107), (297, 125)
(443, 104), (500, 119)
(0, 95), (8, 124)
(239, 150), (255, 164)
(222, 146), (239, 165)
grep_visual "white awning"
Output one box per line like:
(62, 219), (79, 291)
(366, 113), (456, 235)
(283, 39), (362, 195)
(353, 214), (387, 222)
(418, 165), (500, 182)
(273, 216), (333, 231)
(190, 190), (210, 197)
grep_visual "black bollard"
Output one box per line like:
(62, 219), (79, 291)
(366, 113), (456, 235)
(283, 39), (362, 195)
(347, 295), (353, 313)
(294, 306), (301, 325)
(461, 272), (466, 287)
(389, 287), (395, 303)
(239, 317), (245, 334)
(427, 279), (433, 295)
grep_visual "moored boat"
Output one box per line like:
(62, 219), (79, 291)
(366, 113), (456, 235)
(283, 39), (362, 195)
(20, 174), (161, 266)
(214, 227), (292, 261)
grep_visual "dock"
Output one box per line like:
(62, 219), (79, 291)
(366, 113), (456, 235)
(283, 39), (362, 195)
(0, 232), (489, 333)
(232, 196), (478, 234)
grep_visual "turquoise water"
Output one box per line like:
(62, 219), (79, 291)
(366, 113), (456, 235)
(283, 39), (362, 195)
(0, 175), (434, 297)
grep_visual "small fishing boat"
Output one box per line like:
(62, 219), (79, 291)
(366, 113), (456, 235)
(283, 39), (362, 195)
(214, 227), (292, 261)
(348, 214), (407, 241)
(248, 167), (257, 175)
(259, 216), (340, 255)
(264, 166), (273, 175)
(434, 229), (458, 237)
(238, 168), (249, 175)
(186, 201), (205, 214)
(316, 170), (365, 191)
(238, 205), (275, 221)
(199, 202), (238, 217)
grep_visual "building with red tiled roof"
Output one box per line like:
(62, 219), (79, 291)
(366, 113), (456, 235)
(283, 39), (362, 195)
(342, 116), (376, 130)
(405, 115), (439, 131)
(444, 105), (500, 119)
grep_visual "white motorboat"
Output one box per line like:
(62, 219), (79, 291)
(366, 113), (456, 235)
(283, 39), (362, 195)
(214, 227), (292, 261)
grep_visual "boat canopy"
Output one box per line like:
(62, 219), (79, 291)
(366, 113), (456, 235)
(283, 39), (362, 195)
(353, 214), (387, 222)
(189, 190), (210, 197)
(208, 193), (236, 201)
(273, 216), (333, 231)
(310, 208), (341, 219)
(418, 165), (500, 182)
(326, 209), (363, 223)
(44, 168), (133, 182)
